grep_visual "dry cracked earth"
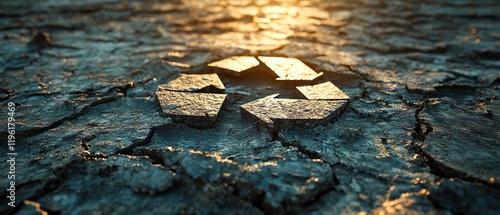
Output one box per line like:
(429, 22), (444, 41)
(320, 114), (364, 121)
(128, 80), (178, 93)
(0, 0), (499, 214)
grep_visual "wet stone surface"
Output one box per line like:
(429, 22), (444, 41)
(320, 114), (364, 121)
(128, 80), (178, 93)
(0, 0), (499, 214)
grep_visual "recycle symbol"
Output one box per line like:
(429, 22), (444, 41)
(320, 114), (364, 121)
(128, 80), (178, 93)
(155, 56), (350, 129)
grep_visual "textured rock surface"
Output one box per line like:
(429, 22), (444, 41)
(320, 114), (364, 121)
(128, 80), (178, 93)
(297, 81), (350, 100)
(156, 91), (226, 128)
(156, 73), (227, 128)
(158, 73), (226, 93)
(241, 94), (347, 126)
(259, 56), (324, 81)
(417, 97), (500, 185)
(0, 0), (499, 214)
(208, 56), (260, 76)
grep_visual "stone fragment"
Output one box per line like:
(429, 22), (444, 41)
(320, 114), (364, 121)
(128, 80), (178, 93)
(419, 98), (500, 186)
(258, 56), (323, 81)
(208, 56), (260, 76)
(158, 73), (225, 93)
(297, 81), (350, 100)
(241, 94), (347, 126)
(0, 94), (121, 137)
(156, 90), (226, 128)
(34, 155), (179, 213)
(405, 70), (453, 94)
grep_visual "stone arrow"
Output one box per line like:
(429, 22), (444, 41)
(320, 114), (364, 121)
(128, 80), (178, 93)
(208, 56), (260, 76)
(155, 73), (226, 128)
(241, 94), (347, 126)
(297, 81), (350, 100)
(258, 56), (323, 81)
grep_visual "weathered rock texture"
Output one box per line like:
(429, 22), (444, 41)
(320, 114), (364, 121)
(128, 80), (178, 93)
(297, 81), (350, 100)
(241, 94), (347, 127)
(258, 56), (324, 81)
(156, 73), (227, 128)
(208, 56), (261, 76)
(0, 0), (499, 214)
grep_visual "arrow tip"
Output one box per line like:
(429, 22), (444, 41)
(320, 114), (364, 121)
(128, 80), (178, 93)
(241, 94), (279, 125)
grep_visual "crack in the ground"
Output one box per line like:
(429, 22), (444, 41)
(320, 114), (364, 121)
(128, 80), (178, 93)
(118, 134), (341, 214)
(275, 137), (341, 206)
(6, 158), (85, 214)
(332, 162), (397, 184)
(278, 138), (322, 160)
(123, 147), (268, 214)
(346, 66), (371, 82)
(115, 126), (157, 156)
(409, 101), (500, 189)
(412, 101), (433, 142)
(0, 96), (121, 138)
(0, 88), (12, 102)
(105, 78), (157, 97)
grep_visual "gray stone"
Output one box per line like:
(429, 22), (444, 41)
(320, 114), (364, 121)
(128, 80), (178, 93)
(418, 98), (500, 186)
(429, 178), (500, 214)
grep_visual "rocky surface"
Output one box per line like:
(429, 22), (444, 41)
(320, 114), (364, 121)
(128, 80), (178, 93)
(0, 0), (499, 214)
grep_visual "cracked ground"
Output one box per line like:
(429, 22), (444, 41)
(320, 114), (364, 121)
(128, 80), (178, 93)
(1, 0), (499, 214)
